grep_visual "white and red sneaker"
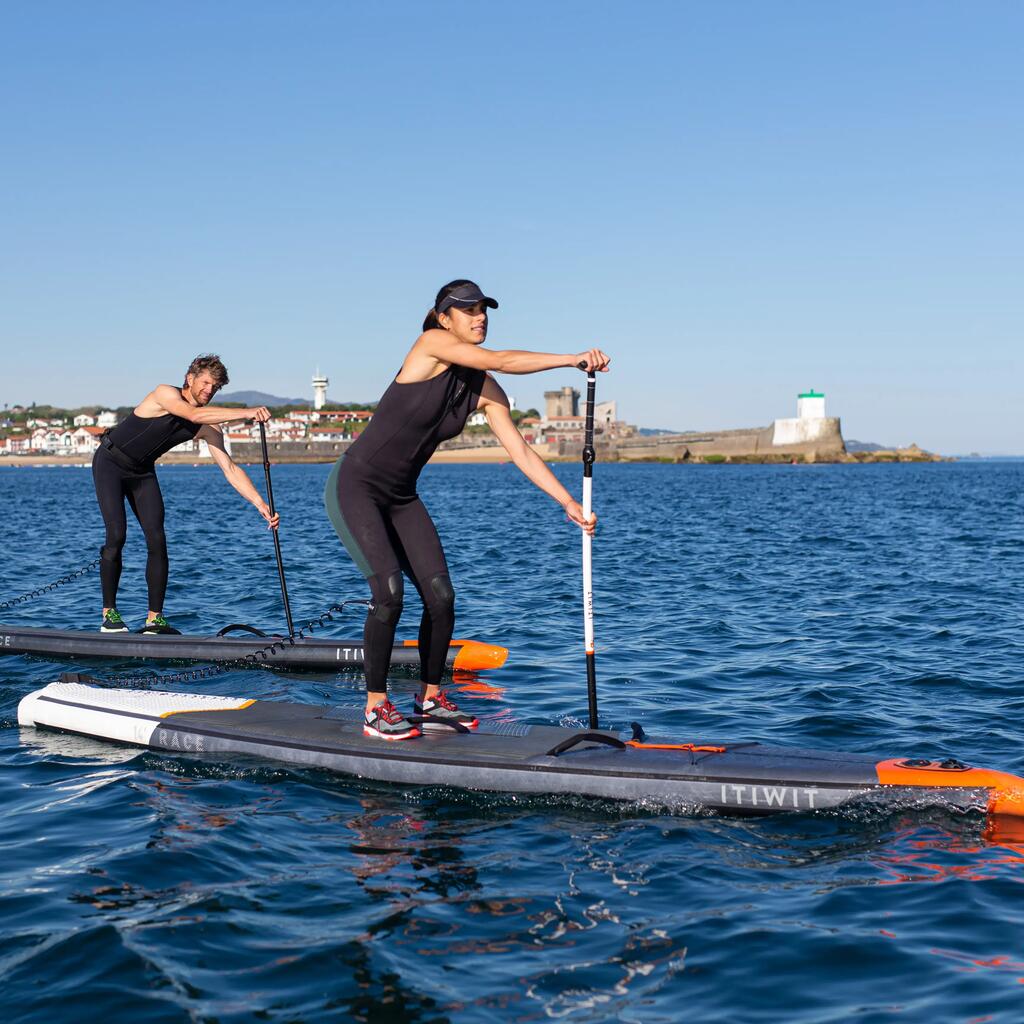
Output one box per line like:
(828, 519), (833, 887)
(363, 699), (421, 741)
(413, 690), (479, 731)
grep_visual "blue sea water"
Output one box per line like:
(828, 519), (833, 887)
(1, 460), (1022, 1023)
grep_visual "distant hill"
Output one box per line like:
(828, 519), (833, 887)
(219, 390), (310, 406)
(638, 427), (685, 436)
(845, 439), (888, 453)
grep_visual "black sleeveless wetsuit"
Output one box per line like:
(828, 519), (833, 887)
(92, 410), (201, 611)
(324, 365), (487, 692)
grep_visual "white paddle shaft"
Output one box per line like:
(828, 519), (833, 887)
(582, 475), (594, 655)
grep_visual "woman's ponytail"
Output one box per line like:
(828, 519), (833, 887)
(422, 308), (441, 331)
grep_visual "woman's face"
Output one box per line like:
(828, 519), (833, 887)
(442, 302), (489, 345)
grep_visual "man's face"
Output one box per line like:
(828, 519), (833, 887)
(186, 371), (222, 406)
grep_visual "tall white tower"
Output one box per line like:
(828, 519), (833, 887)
(312, 369), (329, 410)
(797, 389), (825, 419)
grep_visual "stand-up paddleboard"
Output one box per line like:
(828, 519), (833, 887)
(0, 624), (508, 673)
(17, 679), (1024, 817)
(21, 371), (1023, 822)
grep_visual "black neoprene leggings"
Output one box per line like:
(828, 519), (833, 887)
(324, 458), (454, 694)
(92, 449), (168, 611)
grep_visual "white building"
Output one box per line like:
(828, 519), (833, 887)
(797, 390), (826, 420)
(97, 411), (118, 429)
(310, 425), (351, 443)
(4, 435), (31, 454)
(72, 426), (104, 454)
(74, 414), (96, 427)
(312, 371), (329, 410)
(30, 427), (73, 453)
(772, 389), (831, 446)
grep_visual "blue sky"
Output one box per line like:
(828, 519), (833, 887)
(1, 1), (1021, 452)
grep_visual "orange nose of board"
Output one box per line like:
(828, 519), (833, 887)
(450, 640), (509, 671)
(876, 758), (1024, 816)
(401, 638), (510, 671)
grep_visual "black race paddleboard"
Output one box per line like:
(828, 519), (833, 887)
(0, 624), (507, 673)
(18, 679), (1024, 818)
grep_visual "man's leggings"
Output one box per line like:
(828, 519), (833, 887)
(92, 448), (168, 612)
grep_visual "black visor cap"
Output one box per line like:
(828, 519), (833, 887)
(436, 282), (499, 316)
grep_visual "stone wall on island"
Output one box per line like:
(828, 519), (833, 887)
(610, 418), (846, 462)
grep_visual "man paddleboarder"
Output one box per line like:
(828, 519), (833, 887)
(93, 354), (279, 634)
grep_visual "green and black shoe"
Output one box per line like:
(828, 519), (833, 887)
(100, 609), (129, 633)
(140, 614), (181, 636)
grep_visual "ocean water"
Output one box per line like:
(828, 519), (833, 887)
(1, 460), (1022, 1023)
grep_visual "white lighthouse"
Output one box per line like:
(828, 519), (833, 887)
(796, 389), (826, 420)
(772, 389), (832, 446)
(312, 370), (329, 410)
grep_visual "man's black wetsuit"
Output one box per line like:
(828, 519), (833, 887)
(324, 365), (487, 692)
(93, 411), (201, 611)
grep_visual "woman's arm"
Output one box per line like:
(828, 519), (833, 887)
(199, 426), (280, 529)
(416, 330), (610, 377)
(146, 385), (272, 426)
(478, 378), (596, 535)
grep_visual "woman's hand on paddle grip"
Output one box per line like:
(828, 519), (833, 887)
(574, 349), (611, 373)
(564, 500), (597, 536)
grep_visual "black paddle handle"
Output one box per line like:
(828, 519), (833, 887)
(576, 359), (597, 481)
(259, 422), (294, 636)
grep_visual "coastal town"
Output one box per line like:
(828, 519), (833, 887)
(0, 374), (638, 462)
(0, 375), (940, 464)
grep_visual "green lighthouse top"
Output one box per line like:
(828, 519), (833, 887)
(798, 389), (824, 398)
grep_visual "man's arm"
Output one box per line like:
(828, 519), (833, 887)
(144, 385), (271, 426)
(199, 426), (280, 529)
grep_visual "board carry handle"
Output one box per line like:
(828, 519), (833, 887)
(215, 624), (272, 638)
(545, 733), (626, 757)
(59, 671), (104, 685)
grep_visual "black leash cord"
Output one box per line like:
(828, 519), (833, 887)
(94, 598), (370, 689)
(0, 558), (102, 611)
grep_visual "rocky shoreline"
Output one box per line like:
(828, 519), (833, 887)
(1, 444), (949, 468)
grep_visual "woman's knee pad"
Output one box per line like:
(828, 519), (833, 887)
(424, 573), (455, 617)
(369, 571), (404, 625)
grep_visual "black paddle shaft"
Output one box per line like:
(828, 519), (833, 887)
(259, 422), (294, 636)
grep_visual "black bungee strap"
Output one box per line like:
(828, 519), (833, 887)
(406, 715), (472, 735)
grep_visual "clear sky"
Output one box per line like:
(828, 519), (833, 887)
(1, 1), (1021, 452)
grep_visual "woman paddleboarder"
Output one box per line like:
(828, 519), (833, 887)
(325, 279), (610, 740)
